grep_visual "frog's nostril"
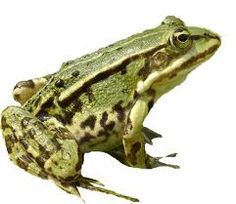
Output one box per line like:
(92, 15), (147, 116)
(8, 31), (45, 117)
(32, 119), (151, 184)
(204, 32), (221, 41)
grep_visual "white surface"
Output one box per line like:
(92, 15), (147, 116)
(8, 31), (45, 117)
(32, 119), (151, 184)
(0, 0), (235, 204)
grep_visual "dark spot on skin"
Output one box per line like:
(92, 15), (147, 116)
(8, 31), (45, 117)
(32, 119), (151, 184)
(115, 47), (123, 51)
(119, 59), (130, 75)
(105, 121), (115, 131)
(13, 94), (20, 101)
(35, 156), (46, 168)
(79, 132), (94, 143)
(100, 112), (115, 132)
(98, 130), (109, 137)
(128, 142), (141, 165)
(36, 144), (52, 160)
(64, 176), (77, 182)
(1, 116), (8, 128)
(6, 144), (13, 154)
(121, 88), (129, 94)
(75, 163), (81, 172)
(20, 138), (29, 149)
(55, 79), (65, 88)
(190, 35), (203, 40)
(75, 153), (84, 172)
(133, 91), (139, 99)
(9, 134), (18, 144)
(14, 80), (35, 90)
(113, 100), (125, 122)
(37, 97), (54, 113)
(21, 154), (33, 163)
(145, 156), (152, 169)
(147, 89), (156, 97)
(28, 106), (33, 112)
(4, 136), (13, 154)
(56, 99), (83, 125)
(72, 70), (80, 77)
(86, 88), (95, 103)
(138, 61), (151, 80)
(127, 118), (133, 130)
(132, 142), (141, 154)
(38, 171), (48, 179)
(63, 110), (75, 125)
(47, 167), (52, 172)
(100, 112), (108, 127)
(120, 67), (127, 75)
(148, 100), (154, 112)
(169, 72), (177, 79)
(16, 158), (28, 171)
(80, 115), (97, 130)
(54, 114), (67, 125)
(72, 99), (83, 112)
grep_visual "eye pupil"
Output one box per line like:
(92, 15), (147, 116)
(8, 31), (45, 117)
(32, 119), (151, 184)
(177, 34), (189, 42)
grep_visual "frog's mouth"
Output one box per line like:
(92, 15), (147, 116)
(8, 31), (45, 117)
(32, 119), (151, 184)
(136, 34), (221, 96)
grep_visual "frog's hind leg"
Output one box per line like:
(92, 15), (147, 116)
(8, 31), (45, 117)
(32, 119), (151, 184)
(1, 107), (50, 179)
(13, 74), (54, 105)
(1, 106), (84, 199)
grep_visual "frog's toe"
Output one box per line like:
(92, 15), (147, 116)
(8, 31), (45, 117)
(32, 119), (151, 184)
(166, 153), (178, 157)
(142, 126), (162, 145)
(79, 176), (105, 187)
(146, 154), (180, 169)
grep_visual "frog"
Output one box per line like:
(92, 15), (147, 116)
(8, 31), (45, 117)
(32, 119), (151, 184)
(0, 16), (220, 202)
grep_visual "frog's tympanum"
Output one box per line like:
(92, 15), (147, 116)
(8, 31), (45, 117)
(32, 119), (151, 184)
(1, 16), (220, 202)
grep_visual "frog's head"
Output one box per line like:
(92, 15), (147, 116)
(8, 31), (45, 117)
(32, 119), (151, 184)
(137, 16), (221, 99)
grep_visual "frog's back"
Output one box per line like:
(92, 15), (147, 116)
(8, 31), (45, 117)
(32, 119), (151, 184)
(56, 24), (166, 86)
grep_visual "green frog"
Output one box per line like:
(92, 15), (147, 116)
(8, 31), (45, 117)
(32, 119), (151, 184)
(0, 16), (220, 202)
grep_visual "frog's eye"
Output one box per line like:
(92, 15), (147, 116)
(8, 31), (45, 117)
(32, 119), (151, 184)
(171, 28), (192, 49)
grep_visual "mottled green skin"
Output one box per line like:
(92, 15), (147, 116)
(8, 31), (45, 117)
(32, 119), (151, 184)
(1, 16), (220, 202)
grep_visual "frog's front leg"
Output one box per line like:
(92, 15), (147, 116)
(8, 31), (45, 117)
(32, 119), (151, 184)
(1, 106), (83, 196)
(13, 74), (54, 105)
(122, 99), (179, 169)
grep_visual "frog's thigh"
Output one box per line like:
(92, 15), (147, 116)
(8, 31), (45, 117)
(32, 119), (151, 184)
(122, 99), (148, 168)
(1, 106), (83, 195)
(13, 74), (52, 105)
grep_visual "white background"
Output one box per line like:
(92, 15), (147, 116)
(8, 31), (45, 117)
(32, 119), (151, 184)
(0, 0), (235, 204)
